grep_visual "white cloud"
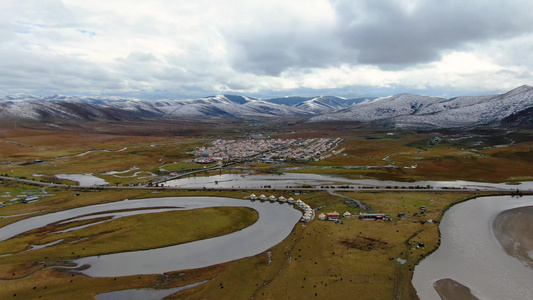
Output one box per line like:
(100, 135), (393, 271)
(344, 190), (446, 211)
(0, 0), (532, 98)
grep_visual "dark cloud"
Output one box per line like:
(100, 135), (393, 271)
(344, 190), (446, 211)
(333, 0), (533, 67)
(227, 30), (345, 76)
(225, 0), (533, 75)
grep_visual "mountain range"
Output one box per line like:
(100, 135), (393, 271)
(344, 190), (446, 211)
(1, 85), (533, 129)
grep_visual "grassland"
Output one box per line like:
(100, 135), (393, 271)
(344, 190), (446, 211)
(0, 206), (258, 264)
(0, 187), (482, 300)
(0, 120), (532, 299)
(167, 190), (483, 300)
(2, 122), (533, 184)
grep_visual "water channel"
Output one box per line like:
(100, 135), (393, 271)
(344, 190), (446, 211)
(0, 196), (302, 277)
(412, 195), (533, 300)
(161, 173), (533, 191)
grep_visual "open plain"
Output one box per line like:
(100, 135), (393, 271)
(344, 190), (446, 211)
(0, 119), (532, 299)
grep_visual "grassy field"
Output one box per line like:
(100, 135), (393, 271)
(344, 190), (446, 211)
(0, 121), (532, 299)
(0, 206), (258, 263)
(167, 190), (483, 300)
(2, 123), (533, 184)
(0, 190), (258, 299)
(0, 188), (486, 300)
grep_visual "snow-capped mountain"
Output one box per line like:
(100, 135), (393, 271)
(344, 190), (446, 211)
(0, 94), (314, 121)
(308, 85), (533, 128)
(294, 96), (367, 114)
(1, 86), (533, 129)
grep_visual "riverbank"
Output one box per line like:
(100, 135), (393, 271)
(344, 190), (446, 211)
(492, 205), (533, 269)
(430, 205), (533, 300)
(413, 195), (533, 300)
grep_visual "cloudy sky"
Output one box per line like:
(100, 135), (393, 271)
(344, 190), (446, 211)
(1, 0), (532, 99)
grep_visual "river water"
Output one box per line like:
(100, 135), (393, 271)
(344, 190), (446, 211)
(0, 196), (302, 277)
(54, 173), (109, 187)
(162, 173), (533, 191)
(412, 195), (533, 300)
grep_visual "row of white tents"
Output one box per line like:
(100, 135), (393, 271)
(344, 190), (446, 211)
(249, 194), (314, 222)
(249, 194), (295, 203)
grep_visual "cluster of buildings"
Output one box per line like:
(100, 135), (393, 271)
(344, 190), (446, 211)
(249, 194), (314, 222)
(189, 138), (343, 163)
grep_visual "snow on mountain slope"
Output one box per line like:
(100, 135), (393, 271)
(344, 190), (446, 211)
(1, 86), (533, 128)
(157, 95), (311, 118)
(311, 93), (447, 122)
(294, 96), (349, 114)
(309, 85), (533, 127)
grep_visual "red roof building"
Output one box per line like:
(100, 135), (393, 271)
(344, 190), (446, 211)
(326, 212), (339, 221)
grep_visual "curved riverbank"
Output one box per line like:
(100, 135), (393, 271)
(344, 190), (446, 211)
(413, 195), (533, 300)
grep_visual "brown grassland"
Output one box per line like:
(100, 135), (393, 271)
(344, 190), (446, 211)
(0, 119), (532, 299)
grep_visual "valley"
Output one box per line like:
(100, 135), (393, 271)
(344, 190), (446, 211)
(0, 119), (532, 299)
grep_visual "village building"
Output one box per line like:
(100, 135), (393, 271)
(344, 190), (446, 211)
(326, 212), (340, 221)
(318, 213), (326, 220)
(359, 213), (388, 220)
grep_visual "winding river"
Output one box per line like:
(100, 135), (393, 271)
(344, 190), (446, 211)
(412, 195), (533, 300)
(0, 197), (302, 277)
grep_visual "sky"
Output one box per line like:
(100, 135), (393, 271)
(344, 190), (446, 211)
(1, 0), (532, 100)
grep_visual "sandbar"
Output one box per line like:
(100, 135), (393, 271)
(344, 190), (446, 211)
(492, 205), (533, 269)
(433, 278), (479, 300)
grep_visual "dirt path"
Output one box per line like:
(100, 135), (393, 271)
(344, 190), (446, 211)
(327, 190), (370, 211)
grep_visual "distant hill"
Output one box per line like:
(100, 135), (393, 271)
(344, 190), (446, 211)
(1, 86), (533, 129)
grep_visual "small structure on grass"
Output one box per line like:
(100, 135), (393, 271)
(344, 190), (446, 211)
(250, 194), (257, 200)
(318, 213), (326, 220)
(259, 194), (267, 201)
(343, 211), (351, 218)
(22, 196), (39, 204)
(359, 213), (388, 220)
(326, 212), (340, 221)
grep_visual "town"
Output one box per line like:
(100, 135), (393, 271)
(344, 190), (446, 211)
(189, 137), (344, 164)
